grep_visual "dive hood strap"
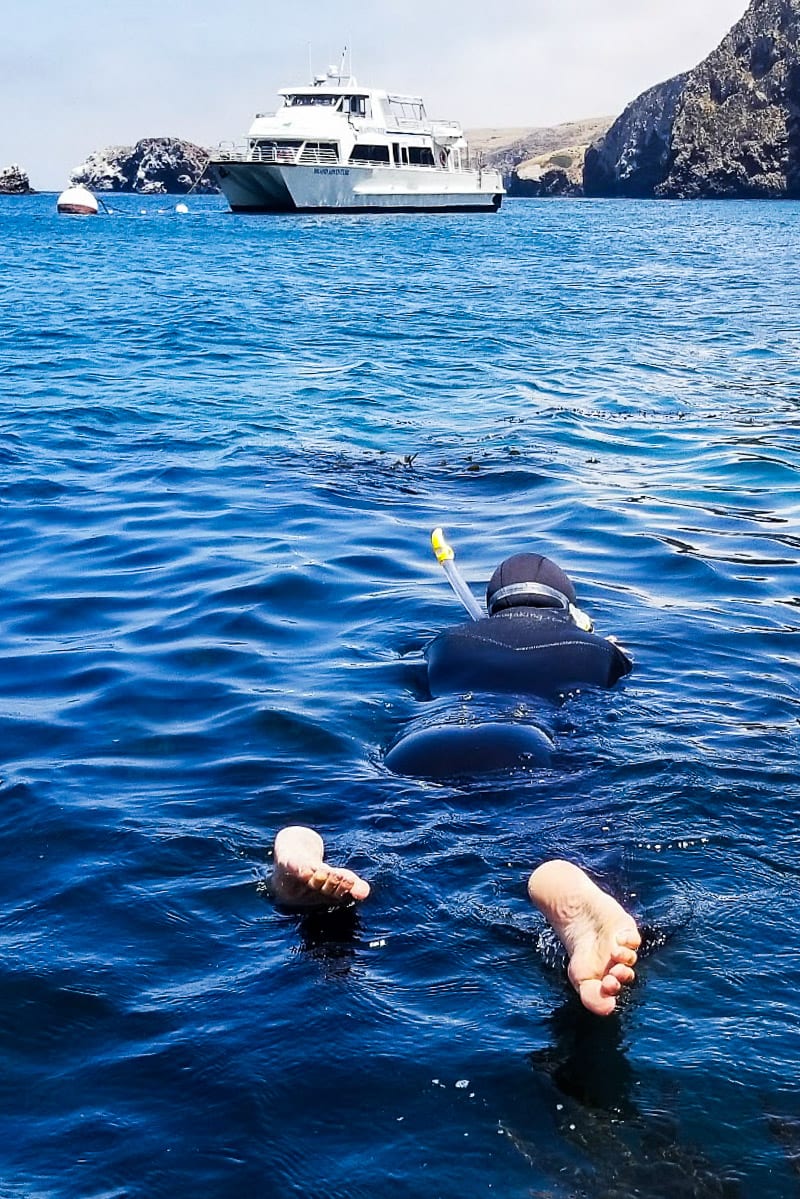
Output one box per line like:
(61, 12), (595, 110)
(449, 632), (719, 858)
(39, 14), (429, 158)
(487, 581), (570, 614)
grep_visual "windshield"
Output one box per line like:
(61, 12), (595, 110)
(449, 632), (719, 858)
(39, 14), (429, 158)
(284, 95), (338, 107)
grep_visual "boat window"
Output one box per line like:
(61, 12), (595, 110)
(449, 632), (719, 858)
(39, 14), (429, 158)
(284, 94), (338, 107)
(388, 99), (426, 123)
(408, 146), (435, 167)
(252, 139), (303, 162)
(343, 95), (368, 117)
(348, 144), (391, 164)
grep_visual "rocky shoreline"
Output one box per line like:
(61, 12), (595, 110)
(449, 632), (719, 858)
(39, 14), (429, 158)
(5, 0), (799, 202)
(468, 119), (612, 198)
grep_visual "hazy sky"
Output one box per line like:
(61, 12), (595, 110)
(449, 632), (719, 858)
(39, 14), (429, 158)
(4, 0), (749, 189)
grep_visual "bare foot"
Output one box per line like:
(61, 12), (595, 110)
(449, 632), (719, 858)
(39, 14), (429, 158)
(528, 859), (641, 1016)
(269, 826), (371, 907)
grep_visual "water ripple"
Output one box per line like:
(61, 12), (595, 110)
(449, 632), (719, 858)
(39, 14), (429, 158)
(0, 193), (799, 1197)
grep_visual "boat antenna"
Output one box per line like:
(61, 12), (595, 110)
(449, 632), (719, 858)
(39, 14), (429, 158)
(431, 528), (484, 622)
(339, 44), (347, 80)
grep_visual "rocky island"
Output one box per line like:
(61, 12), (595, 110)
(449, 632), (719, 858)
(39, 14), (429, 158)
(70, 138), (218, 194)
(0, 165), (34, 194)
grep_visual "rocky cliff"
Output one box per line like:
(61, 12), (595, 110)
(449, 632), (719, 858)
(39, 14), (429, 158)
(468, 118), (612, 198)
(71, 138), (218, 194)
(584, 0), (800, 198)
(0, 164), (34, 194)
(583, 75), (689, 197)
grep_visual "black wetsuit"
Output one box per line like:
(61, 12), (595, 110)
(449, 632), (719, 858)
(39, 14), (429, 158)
(426, 609), (632, 701)
(385, 609), (632, 779)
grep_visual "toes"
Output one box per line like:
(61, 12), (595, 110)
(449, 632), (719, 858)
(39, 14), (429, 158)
(309, 867), (347, 895)
(320, 870), (348, 896)
(330, 873), (357, 899)
(308, 867), (366, 900)
(600, 973), (622, 996)
(578, 980), (618, 1016)
(271, 857), (369, 907)
(613, 942), (638, 968)
(609, 962), (635, 985)
(333, 871), (370, 900)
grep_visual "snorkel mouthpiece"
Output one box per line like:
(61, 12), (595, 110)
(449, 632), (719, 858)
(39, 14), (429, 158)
(568, 603), (594, 632)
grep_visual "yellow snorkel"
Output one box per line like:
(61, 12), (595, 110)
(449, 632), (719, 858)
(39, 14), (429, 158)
(431, 528), (484, 621)
(432, 527), (596, 630)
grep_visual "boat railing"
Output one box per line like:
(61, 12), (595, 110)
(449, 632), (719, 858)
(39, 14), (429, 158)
(215, 142), (339, 166)
(212, 141), (245, 161)
(391, 118), (433, 133)
(298, 143), (340, 166)
(347, 157), (441, 170)
(213, 146), (251, 163)
(249, 143), (303, 164)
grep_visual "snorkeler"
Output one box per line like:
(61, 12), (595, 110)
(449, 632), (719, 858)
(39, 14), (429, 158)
(385, 535), (633, 777)
(424, 533), (632, 702)
(268, 539), (640, 1016)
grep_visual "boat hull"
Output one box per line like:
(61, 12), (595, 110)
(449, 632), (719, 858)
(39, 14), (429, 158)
(209, 161), (502, 213)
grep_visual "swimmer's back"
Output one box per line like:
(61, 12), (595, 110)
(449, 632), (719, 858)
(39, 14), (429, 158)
(426, 610), (632, 700)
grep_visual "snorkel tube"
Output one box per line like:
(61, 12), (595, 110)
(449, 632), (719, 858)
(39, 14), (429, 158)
(431, 528), (484, 622)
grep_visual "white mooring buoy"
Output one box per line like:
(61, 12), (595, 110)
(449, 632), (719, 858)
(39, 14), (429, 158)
(56, 185), (99, 215)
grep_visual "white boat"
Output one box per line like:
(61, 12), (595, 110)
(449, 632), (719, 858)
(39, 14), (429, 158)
(209, 64), (504, 214)
(56, 184), (99, 215)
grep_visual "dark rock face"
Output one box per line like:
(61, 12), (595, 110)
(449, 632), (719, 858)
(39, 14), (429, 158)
(508, 167), (582, 197)
(665, 0), (800, 197)
(71, 138), (218, 194)
(584, 0), (800, 199)
(0, 164), (34, 194)
(583, 74), (689, 197)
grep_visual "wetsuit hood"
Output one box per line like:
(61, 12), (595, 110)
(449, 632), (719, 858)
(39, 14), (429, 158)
(486, 553), (577, 616)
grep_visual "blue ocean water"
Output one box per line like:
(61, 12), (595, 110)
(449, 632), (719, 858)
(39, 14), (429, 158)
(1, 190), (799, 1197)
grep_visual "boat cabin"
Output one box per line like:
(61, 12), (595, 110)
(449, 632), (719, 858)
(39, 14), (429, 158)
(243, 71), (469, 171)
